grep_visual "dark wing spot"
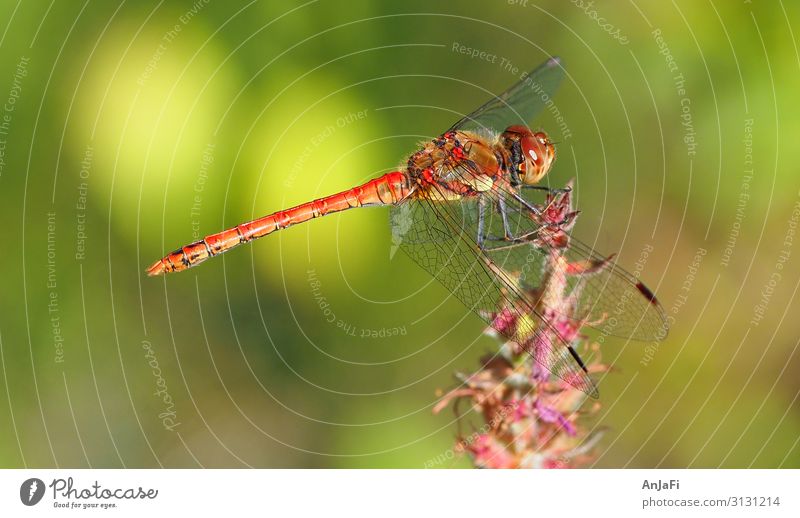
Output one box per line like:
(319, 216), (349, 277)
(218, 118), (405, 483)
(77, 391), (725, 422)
(566, 344), (589, 373)
(637, 282), (659, 305)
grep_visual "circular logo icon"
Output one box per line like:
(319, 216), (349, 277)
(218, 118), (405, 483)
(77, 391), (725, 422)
(20, 478), (45, 506)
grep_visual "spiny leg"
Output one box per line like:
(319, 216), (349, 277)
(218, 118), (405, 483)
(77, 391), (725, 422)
(480, 192), (543, 248)
(480, 193), (513, 245)
(497, 195), (512, 240)
(477, 193), (488, 250)
(521, 185), (572, 195)
(508, 189), (543, 217)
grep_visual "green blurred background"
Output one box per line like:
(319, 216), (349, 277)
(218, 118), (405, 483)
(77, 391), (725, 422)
(0, 0), (797, 468)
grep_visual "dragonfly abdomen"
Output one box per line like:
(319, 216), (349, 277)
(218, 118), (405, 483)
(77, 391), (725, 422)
(147, 171), (411, 276)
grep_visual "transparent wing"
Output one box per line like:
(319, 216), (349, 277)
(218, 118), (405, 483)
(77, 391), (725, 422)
(445, 164), (669, 342)
(391, 187), (598, 398)
(449, 57), (565, 134)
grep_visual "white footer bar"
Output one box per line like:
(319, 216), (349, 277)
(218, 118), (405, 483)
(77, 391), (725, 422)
(1, 469), (797, 516)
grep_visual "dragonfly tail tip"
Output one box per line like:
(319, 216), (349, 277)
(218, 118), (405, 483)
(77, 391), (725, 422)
(146, 259), (167, 277)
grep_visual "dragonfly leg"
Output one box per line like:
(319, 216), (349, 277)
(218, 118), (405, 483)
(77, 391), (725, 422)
(521, 184), (572, 195)
(481, 194), (515, 244)
(498, 195), (512, 240)
(508, 189), (543, 217)
(481, 193), (545, 248)
(477, 194), (488, 250)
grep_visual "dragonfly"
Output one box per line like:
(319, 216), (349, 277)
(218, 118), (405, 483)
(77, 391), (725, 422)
(148, 57), (668, 397)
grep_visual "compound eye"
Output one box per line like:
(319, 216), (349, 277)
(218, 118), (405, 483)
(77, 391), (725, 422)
(518, 131), (554, 184)
(521, 136), (543, 166)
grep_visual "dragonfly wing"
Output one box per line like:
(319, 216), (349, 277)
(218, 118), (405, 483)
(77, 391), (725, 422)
(449, 57), (565, 134)
(445, 164), (669, 342)
(546, 235), (667, 341)
(391, 188), (598, 398)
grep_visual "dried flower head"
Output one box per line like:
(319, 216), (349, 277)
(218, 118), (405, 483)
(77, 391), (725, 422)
(434, 184), (610, 469)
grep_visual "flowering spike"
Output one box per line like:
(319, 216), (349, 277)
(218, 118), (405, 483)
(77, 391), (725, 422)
(434, 181), (609, 469)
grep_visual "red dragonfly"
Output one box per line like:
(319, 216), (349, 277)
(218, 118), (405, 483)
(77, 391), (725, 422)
(148, 57), (667, 397)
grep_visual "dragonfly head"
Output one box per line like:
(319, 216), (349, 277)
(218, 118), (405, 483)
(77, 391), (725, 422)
(501, 126), (555, 185)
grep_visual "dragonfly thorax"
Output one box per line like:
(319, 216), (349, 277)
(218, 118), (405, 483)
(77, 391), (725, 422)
(405, 131), (506, 197)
